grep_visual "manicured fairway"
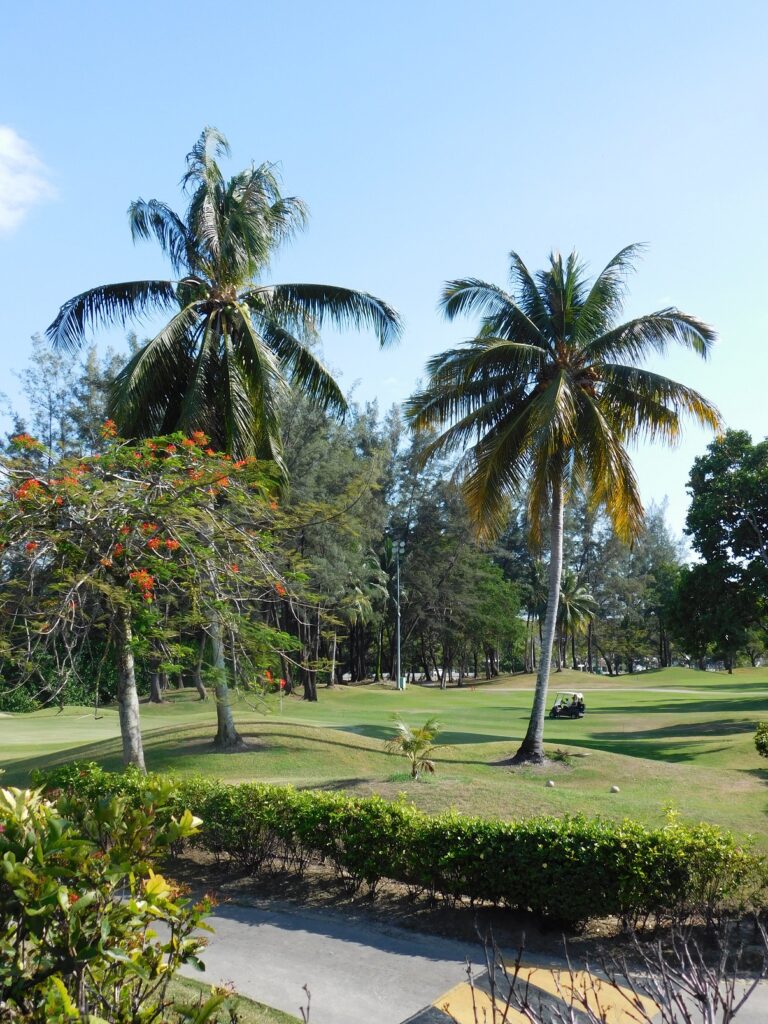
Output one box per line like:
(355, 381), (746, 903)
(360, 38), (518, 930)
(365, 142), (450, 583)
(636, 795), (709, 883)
(2, 667), (767, 844)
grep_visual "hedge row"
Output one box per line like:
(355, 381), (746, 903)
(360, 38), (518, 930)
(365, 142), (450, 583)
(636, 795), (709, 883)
(38, 763), (763, 926)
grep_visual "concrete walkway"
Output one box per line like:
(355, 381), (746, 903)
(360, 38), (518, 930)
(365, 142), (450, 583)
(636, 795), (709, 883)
(184, 899), (478, 1023)
(184, 899), (768, 1023)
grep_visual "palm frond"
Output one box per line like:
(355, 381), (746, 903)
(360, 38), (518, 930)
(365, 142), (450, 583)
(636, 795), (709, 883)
(221, 328), (278, 461)
(573, 243), (644, 342)
(254, 316), (347, 416)
(463, 339), (546, 382)
(229, 305), (287, 467)
(460, 396), (541, 538)
(256, 283), (402, 348)
(128, 199), (193, 274)
(181, 126), (229, 193)
(174, 315), (221, 439)
(572, 389), (644, 542)
(46, 280), (177, 353)
(440, 278), (545, 348)
(507, 251), (551, 332)
(600, 363), (722, 440)
(586, 310), (717, 362)
(109, 304), (202, 435)
(440, 278), (514, 320)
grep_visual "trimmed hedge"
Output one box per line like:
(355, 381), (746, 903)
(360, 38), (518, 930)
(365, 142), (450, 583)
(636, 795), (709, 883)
(38, 763), (763, 926)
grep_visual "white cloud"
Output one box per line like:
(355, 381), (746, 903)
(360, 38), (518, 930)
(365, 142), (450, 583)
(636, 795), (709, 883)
(0, 126), (56, 233)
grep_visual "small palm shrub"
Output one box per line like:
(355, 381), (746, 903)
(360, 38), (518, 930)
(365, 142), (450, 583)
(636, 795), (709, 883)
(385, 716), (441, 779)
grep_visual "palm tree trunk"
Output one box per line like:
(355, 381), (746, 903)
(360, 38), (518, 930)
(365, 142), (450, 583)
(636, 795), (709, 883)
(113, 608), (146, 771)
(511, 476), (564, 764)
(210, 617), (246, 750)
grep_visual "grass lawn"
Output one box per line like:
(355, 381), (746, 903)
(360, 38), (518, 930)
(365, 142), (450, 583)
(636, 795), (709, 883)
(167, 975), (299, 1023)
(2, 666), (768, 844)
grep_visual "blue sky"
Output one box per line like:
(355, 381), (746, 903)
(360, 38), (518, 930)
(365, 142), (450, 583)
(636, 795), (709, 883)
(1, 0), (766, 539)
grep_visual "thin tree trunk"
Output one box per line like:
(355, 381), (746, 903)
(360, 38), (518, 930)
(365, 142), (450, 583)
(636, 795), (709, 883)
(571, 630), (577, 670)
(149, 670), (164, 704)
(114, 609), (146, 771)
(511, 476), (564, 764)
(374, 626), (382, 681)
(193, 634), (207, 700)
(328, 632), (337, 687)
(210, 617), (246, 750)
(421, 636), (431, 681)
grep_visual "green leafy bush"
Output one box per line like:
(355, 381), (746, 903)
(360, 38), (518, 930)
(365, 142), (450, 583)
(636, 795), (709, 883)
(756, 722), (768, 759)
(40, 764), (764, 928)
(0, 778), (217, 1022)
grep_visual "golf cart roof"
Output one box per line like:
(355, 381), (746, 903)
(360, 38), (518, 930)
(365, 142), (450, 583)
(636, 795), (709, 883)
(554, 692), (583, 700)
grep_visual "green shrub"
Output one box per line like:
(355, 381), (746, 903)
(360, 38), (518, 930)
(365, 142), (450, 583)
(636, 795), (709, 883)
(0, 684), (39, 713)
(39, 764), (764, 927)
(0, 779), (214, 1022)
(756, 722), (768, 759)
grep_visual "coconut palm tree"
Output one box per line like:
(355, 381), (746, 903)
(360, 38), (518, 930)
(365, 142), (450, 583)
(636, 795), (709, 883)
(46, 127), (401, 465)
(46, 127), (401, 755)
(406, 245), (720, 763)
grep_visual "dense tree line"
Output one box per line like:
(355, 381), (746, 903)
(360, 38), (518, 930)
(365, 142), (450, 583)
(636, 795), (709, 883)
(4, 335), (737, 720)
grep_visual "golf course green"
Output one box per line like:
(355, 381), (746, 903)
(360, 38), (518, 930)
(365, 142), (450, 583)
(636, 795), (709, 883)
(2, 667), (767, 845)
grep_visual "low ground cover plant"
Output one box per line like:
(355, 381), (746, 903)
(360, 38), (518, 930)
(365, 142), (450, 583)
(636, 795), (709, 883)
(39, 764), (766, 929)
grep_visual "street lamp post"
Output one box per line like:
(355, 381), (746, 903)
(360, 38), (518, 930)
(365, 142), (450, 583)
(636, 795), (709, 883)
(395, 539), (405, 690)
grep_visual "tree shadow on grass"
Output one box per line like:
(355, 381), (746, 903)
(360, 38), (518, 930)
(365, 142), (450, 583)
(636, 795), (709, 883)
(595, 719), (758, 740)
(546, 734), (732, 763)
(335, 723), (506, 745)
(303, 778), (375, 793)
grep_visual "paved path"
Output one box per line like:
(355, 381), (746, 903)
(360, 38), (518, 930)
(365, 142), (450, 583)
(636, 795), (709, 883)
(184, 899), (478, 1023)
(184, 899), (768, 1023)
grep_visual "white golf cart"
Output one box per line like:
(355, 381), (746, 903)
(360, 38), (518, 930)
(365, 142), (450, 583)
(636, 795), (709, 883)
(549, 691), (586, 719)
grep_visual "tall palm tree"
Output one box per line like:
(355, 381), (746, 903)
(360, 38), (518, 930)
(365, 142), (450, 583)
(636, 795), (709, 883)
(47, 127), (401, 465)
(46, 128), (401, 754)
(406, 245), (720, 763)
(557, 569), (596, 670)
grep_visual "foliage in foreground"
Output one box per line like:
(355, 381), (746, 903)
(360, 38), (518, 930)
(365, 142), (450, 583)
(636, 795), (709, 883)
(40, 764), (765, 929)
(0, 777), (225, 1023)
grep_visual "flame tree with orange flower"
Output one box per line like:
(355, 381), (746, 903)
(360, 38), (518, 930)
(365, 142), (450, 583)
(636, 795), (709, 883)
(0, 428), (297, 770)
